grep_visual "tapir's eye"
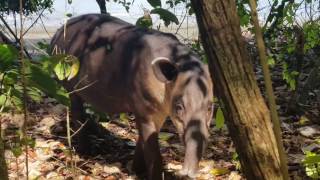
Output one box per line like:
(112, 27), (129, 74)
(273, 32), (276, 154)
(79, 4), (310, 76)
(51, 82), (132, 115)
(175, 103), (184, 118)
(208, 103), (213, 112)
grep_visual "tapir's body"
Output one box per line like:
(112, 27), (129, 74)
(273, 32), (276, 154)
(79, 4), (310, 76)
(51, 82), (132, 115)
(51, 14), (213, 179)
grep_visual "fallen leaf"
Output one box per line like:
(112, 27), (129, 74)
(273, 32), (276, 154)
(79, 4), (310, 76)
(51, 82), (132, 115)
(210, 167), (230, 176)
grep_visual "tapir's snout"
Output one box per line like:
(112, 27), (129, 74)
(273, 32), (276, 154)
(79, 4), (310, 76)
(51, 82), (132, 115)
(178, 119), (210, 178)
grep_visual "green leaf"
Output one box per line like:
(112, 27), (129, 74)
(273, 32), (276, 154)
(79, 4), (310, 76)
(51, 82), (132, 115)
(147, 0), (161, 8)
(119, 112), (128, 122)
(27, 63), (70, 106)
(10, 87), (24, 111)
(303, 152), (320, 179)
(303, 154), (320, 164)
(210, 167), (230, 176)
(159, 132), (175, 142)
(11, 145), (22, 157)
(50, 54), (79, 81)
(267, 56), (275, 67)
(119, 112), (130, 126)
(150, 8), (179, 26)
(240, 14), (250, 26)
(0, 44), (18, 71)
(65, 13), (73, 17)
(67, 57), (80, 80)
(0, 94), (7, 108)
(215, 107), (224, 129)
(21, 136), (36, 149)
(54, 61), (71, 81)
(27, 86), (42, 103)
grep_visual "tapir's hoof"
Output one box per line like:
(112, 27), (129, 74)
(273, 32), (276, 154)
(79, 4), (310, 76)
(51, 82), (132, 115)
(132, 160), (147, 175)
(73, 135), (93, 155)
(178, 169), (199, 179)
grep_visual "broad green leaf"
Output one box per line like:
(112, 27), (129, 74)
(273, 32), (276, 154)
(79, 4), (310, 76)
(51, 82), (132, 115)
(27, 63), (70, 106)
(0, 94), (7, 108)
(54, 61), (71, 81)
(147, 0), (161, 8)
(67, 56), (80, 80)
(150, 8), (179, 26)
(27, 86), (42, 103)
(0, 44), (18, 71)
(215, 107), (224, 129)
(10, 87), (23, 111)
(50, 54), (79, 81)
(240, 14), (250, 26)
(3, 70), (19, 85)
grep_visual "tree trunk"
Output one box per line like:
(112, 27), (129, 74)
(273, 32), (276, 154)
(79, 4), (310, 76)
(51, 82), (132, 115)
(96, 0), (107, 14)
(191, 1), (285, 179)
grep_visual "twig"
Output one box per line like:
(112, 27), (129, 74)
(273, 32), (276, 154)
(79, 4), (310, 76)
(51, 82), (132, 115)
(22, 9), (45, 36)
(25, 39), (49, 56)
(13, 13), (17, 37)
(175, 10), (187, 34)
(73, 75), (88, 90)
(68, 80), (98, 95)
(70, 120), (88, 138)
(39, 16), (52, 38)
(0, 15), (32, 59)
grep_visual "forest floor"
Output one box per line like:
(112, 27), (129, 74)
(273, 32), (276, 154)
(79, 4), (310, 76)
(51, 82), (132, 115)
(1, 43), (320, 180)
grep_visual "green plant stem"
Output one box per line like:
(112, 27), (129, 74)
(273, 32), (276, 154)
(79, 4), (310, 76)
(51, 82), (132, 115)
(19, 0), (29, 179)
(248, 0), (289, 179)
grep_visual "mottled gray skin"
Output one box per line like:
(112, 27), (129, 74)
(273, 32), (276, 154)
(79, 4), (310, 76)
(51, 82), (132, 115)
(50, 14), (213, 179)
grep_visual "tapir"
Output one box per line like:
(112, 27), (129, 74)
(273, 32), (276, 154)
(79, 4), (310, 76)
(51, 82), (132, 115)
(50, 14), (214, 179)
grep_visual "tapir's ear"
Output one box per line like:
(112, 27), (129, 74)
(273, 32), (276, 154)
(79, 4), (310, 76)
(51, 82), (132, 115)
(151, 57), (178, 83)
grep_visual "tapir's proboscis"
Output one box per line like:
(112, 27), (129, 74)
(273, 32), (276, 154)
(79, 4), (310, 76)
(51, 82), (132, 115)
(50, 14), (214, 180)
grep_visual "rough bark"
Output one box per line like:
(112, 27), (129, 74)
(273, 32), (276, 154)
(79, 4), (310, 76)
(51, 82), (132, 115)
(191, 1), (284, 179)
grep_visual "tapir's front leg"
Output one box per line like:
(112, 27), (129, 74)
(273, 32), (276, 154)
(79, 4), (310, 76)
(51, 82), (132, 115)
(133, 116), (163, 180)
(69, 94), (90, 154)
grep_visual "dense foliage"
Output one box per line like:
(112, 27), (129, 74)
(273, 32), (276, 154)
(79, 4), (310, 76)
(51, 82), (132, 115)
(0, 0), (53, 15)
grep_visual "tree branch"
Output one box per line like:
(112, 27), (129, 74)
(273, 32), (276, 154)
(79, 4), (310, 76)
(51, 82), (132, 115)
(0, 15), (32, 59)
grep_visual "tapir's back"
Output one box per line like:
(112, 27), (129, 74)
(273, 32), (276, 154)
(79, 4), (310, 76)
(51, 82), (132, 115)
(50, 14), (175, 114)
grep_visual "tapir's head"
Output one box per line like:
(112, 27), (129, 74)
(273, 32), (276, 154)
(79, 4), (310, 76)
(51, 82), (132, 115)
(152, 55), (213, 178)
